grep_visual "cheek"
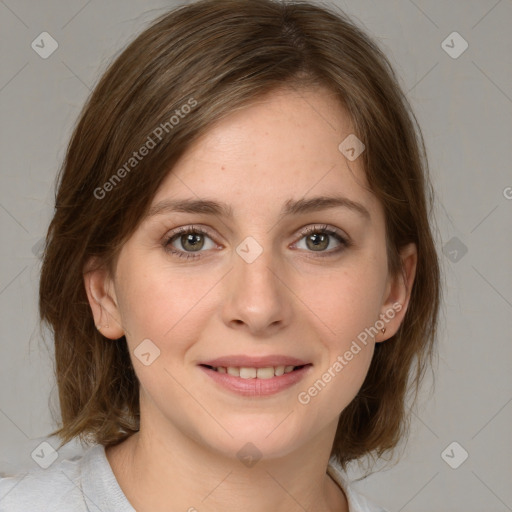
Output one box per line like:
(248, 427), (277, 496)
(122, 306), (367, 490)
(116, 266), (212, 403)
(296, 260), (386, 339)
(293, 260), (385, 398)
(116, 260), (218, 354)
(296, 282), (378, 421)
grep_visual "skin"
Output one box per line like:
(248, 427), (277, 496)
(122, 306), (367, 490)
(84, 85), (417, 512)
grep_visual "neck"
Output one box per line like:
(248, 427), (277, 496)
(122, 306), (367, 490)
(105, 415), (348, 512)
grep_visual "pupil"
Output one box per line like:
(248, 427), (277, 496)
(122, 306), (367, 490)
(307, 233), (328, 250)
(183, 233), (203, 251)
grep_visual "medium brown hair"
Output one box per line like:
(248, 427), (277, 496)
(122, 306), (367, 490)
(39, 0), (441, 470)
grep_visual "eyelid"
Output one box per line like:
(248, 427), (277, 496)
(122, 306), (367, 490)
(167, 224), (216, 239)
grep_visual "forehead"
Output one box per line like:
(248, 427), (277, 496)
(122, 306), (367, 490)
(150, 86), (380, 221)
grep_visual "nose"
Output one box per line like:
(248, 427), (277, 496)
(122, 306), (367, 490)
(221, 242), (293, 337)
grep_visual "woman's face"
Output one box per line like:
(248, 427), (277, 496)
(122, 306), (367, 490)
(87, 86), (415, 460)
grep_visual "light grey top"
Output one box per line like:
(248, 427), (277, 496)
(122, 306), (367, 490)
(0, 443), (387, 511)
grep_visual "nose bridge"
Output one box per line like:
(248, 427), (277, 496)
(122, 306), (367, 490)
(236, 239), (278, 293)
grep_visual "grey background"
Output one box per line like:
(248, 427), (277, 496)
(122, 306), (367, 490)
(0, 0), (511, 510)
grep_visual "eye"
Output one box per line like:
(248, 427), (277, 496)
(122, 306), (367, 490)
(163, 223), (351, 261)
(163, 225), (217, 260)
(292, 224), (350, 256)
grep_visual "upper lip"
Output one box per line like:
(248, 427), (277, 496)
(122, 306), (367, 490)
(199, 355), (311, 368)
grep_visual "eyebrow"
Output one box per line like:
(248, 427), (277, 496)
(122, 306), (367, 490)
(145, 195), (371, 221)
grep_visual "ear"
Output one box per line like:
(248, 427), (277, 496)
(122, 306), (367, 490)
(376, 242), (417, 343)
(83, 257), (125, 339)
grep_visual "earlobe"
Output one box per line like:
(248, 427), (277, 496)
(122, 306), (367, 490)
(83, 258), (124, 339)
(377, 243), (417, 343)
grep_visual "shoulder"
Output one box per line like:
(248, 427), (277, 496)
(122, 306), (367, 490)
(327, 458), (389, 512)
(0, 461), (84, 512)
(0, 444), (103, 512)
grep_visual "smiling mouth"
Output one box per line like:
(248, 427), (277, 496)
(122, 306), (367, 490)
(199, 364), (310, 379)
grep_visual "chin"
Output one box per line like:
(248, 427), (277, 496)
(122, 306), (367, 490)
(198, 415), (311, 462)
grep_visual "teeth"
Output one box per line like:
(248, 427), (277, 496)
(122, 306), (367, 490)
(227, 367), (239, 377)
(240, 367), (257, 379)
(274, 365), (285, 376)
(214, 365), (300, 378)
(256, 367), (274, 379)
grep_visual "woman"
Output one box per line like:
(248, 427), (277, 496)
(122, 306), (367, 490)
(0, 0), (440, 510)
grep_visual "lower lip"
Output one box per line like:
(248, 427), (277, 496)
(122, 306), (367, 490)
(199, 365), (312, 397)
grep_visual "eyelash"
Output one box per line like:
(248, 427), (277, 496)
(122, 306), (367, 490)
(163, 224), (351, 260)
